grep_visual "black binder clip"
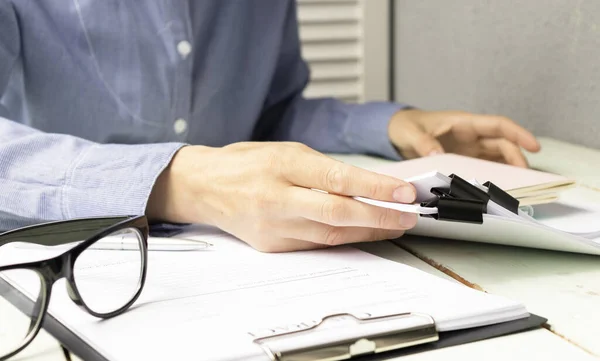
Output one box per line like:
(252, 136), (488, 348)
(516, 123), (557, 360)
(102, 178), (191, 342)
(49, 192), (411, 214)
(483, 181), (520, 214)
(420, 194), (486, 224)
(420, 174), (520, 224)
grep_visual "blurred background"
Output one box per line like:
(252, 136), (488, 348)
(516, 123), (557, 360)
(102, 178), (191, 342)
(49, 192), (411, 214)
(298, 0), (599, 149)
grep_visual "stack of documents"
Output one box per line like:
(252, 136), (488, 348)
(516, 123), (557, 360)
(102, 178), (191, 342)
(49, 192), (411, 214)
(356, 169), (600, 255)
(373, 153), (575, 206)
(0, 227), (535, 361)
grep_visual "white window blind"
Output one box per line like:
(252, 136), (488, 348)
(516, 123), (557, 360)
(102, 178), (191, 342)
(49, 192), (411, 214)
(296, 0), (391, 103)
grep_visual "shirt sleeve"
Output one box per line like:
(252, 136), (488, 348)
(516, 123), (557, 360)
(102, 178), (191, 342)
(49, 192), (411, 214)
(0, 1), (186, 231)
(0, 119), (186, 231)
(254, 0), (411, 160)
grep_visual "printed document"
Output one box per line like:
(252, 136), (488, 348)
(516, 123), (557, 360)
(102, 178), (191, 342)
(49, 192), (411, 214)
(1, 226), (529, 361)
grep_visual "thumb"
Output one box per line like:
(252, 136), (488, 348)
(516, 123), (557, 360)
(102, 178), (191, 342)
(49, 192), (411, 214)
(389, 111), (446, 158)
(407, 126), (445, 157)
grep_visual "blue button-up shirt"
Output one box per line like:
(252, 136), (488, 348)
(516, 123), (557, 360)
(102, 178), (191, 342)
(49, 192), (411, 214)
(0, 0), (408, 230)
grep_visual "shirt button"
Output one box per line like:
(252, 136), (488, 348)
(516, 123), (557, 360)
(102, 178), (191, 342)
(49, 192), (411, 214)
(177, 40), (192, 59)
(174, 118), (188, 134)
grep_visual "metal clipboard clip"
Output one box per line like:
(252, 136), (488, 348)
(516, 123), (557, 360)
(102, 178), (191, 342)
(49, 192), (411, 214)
(251, 312), (439, 361)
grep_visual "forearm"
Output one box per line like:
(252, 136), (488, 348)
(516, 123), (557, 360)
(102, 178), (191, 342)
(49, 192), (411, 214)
(265, 95), (409, 159)
(0, 118), (185, 230)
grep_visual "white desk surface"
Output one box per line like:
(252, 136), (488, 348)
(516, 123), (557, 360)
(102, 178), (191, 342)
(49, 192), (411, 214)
(4, 136), (600, 361)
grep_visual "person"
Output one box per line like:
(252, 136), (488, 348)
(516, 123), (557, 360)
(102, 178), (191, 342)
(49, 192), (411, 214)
(0, 0), (539, 252)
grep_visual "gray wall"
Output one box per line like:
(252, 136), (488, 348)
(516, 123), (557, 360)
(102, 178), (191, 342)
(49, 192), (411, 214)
(393, 0), (600, 149)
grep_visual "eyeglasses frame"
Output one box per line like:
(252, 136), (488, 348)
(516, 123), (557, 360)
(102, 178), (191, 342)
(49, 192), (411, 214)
(0, 215), (149, 361)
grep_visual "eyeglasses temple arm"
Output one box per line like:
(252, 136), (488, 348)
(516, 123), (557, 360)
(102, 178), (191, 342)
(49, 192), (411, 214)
(0, 217), (130, 248)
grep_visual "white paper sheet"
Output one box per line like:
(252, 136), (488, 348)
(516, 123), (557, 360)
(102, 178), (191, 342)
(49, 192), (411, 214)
(1, 226), (528, 361)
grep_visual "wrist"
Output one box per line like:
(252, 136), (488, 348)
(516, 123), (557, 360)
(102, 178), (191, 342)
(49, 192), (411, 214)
(145, 148), (180, 223)
(145, 145), (214, 224)
(388, 108), (422, 157)
(388, 108), (421, 137)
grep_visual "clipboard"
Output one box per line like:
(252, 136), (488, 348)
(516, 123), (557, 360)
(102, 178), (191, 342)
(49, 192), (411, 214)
(251, 311), (546, 361)
(2, 275), (546, 361)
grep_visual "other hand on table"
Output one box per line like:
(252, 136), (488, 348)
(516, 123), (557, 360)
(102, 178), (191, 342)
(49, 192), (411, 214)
(388, 109), (541, 167)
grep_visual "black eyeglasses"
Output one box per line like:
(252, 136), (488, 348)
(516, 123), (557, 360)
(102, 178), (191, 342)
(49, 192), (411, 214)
(0, 215), (149, 361)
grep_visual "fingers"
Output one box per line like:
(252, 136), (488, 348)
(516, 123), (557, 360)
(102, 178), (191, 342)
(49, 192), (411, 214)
(271, 218), (406, 247)
(252, 227), (404, 253)
(479, 138), (529, 168)
(288, 187), (419, 230)
(397, 118), (446, 157)
(295, 223), (406, 246)
(251, 238), (329, 253)
(469, 115), (541, 153)
(249, 218), (407, 253)
(283, 152), (416, 203)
